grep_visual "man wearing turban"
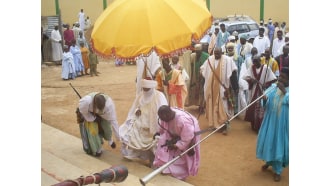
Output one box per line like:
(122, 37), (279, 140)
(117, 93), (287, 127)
(119, 78), (168, 167)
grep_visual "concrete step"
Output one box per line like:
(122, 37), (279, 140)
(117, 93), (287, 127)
(42, 150), (116, 186)
(42, 149), (146, 186)
(41, 123), (193, 186)
(42, 171), (59, 186)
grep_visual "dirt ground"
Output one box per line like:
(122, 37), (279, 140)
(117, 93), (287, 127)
(41, 59), (289, 186)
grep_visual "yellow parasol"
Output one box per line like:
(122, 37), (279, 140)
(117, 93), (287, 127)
(91, 0), (212, 61)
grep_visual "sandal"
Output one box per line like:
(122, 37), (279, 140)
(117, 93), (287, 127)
(273, 174), (281, 182)
(261, 164), (269, 171)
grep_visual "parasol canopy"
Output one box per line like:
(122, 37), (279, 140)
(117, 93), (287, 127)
(91, 0), (212, 61)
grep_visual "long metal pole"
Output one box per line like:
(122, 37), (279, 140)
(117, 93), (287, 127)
(139, 85), (276, 185)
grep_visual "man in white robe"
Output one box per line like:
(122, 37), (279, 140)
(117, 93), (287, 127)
(119, 78), (168, 166)
(78, 9), (85, 31)
(208, 26), (219, 54)
(85, 16), (92, 30)
(272, 30), (285, 58)
(61, 45), (76, 80)
(243, 55), (277, 103)
(277, 33), (289, 57)
(73, 23), (82, 42)
(200, 47), (238, 135)
(78, 92), (120, 156)
(236, 34), (253, 60)
(253, 27), (270, 56)
(242, 55), (277, 132)
(50, 25), (63, 64)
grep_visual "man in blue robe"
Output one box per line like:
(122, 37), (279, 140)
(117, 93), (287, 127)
(256, 67), (289, 182)
(70, 39), (85, 76)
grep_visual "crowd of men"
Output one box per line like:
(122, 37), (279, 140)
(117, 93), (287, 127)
(61, 16), (289, 182)
(41, 9), (100, 80)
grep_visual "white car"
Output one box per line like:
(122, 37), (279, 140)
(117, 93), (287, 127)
(216, 15), (259, 39)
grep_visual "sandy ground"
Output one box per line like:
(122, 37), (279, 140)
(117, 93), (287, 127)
(41, 60), (288, 186)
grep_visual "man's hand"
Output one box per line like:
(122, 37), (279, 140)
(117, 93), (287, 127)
(168, 144), (178, 150)
(252, 78), (258, 84)
(153, 132), (160, 140)
(135, 108), (141, 117)
(94, 114), (102, 124)
(277, 82), (287, 94)
(76, 108), (84, 124)
(163, 80), (169, 86)
(198, 105), (205, 115)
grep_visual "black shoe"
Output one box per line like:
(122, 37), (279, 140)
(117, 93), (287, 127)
(95, 151), (102, 157)
(110, 142), (116, 149)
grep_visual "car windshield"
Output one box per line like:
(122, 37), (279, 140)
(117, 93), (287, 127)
(236, 24), (249, 33)
(227, 24), (249, 34)
(227, 25), (237, 34)
(248, 23), (259, 31)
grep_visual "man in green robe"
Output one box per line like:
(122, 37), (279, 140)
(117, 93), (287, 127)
(184, 44), (209, 113)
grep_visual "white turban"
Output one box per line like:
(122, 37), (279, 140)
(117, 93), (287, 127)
(226, 42), (235, 48)
(194, 44), (202, 51)
(141, 79), (157, 88)
(285, 32), (289, 38)
(228, 35), (235, 41)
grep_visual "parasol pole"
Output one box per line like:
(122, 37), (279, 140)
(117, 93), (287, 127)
(159, 58), (169, 101)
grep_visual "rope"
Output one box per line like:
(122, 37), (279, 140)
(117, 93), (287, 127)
(109, 168), (116, 182)
(81, 175), (86, 185)
(90, 173), (97, 183)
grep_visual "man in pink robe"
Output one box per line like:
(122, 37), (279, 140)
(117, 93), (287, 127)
(153, 105), (200, 180)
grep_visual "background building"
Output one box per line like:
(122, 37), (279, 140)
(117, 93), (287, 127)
(41, 0), (289, 33)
